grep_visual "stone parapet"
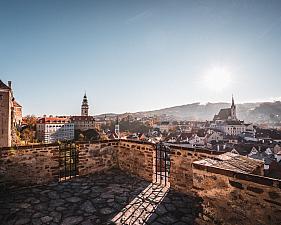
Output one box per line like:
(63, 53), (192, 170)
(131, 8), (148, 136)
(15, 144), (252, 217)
(117, 140), (155, 182)
(192, 157), (281, 224)
(169, 146), (222, 193)
(0, 145), (60, 188)
(77, 141), (119, 176)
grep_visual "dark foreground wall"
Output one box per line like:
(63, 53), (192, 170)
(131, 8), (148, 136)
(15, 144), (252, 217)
(0, 144), (59, 187)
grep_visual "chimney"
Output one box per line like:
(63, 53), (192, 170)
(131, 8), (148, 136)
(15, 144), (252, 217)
(8, 81), (12, 89)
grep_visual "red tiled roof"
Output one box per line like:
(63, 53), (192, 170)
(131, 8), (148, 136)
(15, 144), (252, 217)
(38, 117), (70, 124)
(70, 116), (95, 121)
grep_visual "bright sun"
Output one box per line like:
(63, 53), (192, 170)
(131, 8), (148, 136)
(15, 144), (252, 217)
(203, 66), (232, 92)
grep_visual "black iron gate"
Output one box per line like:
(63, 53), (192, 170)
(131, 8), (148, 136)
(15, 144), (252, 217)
(155, 142), (171, 186)
(59, 142), (78, 181)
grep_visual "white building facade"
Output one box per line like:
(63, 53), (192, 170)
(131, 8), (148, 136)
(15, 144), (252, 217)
(36, 117), (74, 143)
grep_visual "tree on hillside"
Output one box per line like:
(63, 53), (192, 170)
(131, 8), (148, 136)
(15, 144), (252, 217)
(20, 115), (37, 144)
(21, 128), (35, 144)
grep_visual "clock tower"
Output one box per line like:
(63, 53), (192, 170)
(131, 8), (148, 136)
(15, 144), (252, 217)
(81, 93), (89, 116)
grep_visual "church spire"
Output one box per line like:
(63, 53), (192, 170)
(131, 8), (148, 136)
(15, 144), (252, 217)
(231, 94), (237, 120)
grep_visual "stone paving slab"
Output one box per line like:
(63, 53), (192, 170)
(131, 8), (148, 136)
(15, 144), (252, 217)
(0, 169), (203, 225)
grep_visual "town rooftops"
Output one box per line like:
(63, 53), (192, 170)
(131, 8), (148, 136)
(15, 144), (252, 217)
(13, 101), (22, 107)
(70, 116), (95, 121)
(214, 108), (231, 121)
(193, 152), (264, 174)
(225, 120), (244, 125)
(0, 80), (10, 90)
(38, 117), (71, 124)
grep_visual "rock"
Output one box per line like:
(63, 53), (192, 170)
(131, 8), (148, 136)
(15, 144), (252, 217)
(158, 215), (177, 224)
(66, 197), (81, 203)
(60, 192), (72, 199)
(15, 218), (30, 225)
(19, 203), (31, 209)
(107, 198), (114, 203)
(25, 197), (40, 204)
(50, 211), (61, 223)
(41, 216), (53, 223)
(48, 191), (59, 199)
(34, 203), (48, 211)
(32, 218), (43, 225)
(155, 205), (167, 215)
(164, 203), (176, 211)
(82, 190), (91, 194)
(100, 207), (114, 215)
(56, 206), (67, 211)
(49, 199), (65, 207)
(61, 216), (84, 225)
(115, 196), (127, 203)
(100, 193), (114, 199)
(181, 215), (194, 223)
(32, 212), (43, 218)
(81, 200), (96, 213)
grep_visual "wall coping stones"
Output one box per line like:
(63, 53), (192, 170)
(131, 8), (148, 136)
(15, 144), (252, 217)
(0, 139), (223, 155)
(168, 144), (224, 155)
(193, 160), (281, 189)
(0, 143), (59, 151)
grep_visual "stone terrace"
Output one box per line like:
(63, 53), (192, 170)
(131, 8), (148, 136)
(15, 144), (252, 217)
(1, 140), (281, 224)
(0, 169), (203, 225)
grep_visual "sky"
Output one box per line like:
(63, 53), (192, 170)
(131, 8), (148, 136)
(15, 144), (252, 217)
(1, 0), (281, 116)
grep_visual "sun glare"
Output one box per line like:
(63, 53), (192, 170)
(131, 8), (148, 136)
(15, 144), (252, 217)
(203, 66), (232, 92)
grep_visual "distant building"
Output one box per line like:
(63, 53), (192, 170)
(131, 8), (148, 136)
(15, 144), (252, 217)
(213, 95), (237, 121)
(205, 130), (224, 143)
(211, 96), (253, 136)
(13, 100), (22, 126)
(36, 117), (74, 143)
(0, 80), (22, 147)
(70, 116), (96, 131)
(219, 120), (246, 136)
(154, 121), (171, 133)
(70, 93), (96, 131)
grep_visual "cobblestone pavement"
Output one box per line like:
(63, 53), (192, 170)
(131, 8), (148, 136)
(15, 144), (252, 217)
(0, 169), (203, 225)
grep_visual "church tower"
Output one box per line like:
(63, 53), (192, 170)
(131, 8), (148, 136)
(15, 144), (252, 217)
(81, 93), (89, 116)
(230, 95), (237, 120)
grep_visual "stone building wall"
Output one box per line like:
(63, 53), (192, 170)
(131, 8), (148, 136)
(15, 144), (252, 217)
(169, 146), (222, 193)
(0, 86), (12, 148)
(0, 144), (59, 187)
(192, 163), (281, 225)
(117, 140), (155, 182)
(77, 141), (119, 176)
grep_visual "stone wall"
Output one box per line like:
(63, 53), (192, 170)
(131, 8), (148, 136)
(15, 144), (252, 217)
(0, 144), (59, 187)
(193, 162), (281, 225)
(0, 86), (12, 148)
(169, 146), (222, 193)
(117, 140), (155, 182)
(77, 141), (119, 176)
